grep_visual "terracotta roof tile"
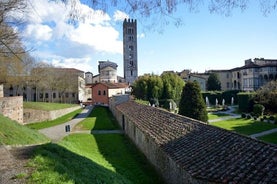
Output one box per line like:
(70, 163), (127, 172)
(116, 101), (277, 183)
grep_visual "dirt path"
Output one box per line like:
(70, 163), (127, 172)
(0, 145), (38, 184)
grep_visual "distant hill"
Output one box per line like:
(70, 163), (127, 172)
(0, 115), (49, 145)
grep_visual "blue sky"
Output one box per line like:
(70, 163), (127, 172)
(15, 1), (277, 76)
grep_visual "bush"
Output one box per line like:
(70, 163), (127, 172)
(246, 114), (251, 119)
(269, 116), (275, 121)
(241, 113), (246, 118)
(253, 104), (265, 117)
(237, 92), (255, 112)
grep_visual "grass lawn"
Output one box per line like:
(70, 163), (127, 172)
(208, 113), (230, 120)
(26, 109), (82, 130)
(28, 134), (163, 184)
(74, 106), (119, 131)
(0, 115), (49, 145)
(258, 132), (277, 144)
(24, 102), (79, 111)
(211, 118), (277, 135)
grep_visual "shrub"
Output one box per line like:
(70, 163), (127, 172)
(253, 116), (257, 120)
(269, 116), (275, 121)
(237, 92), (255, 112)
(241, 113), (246, 118)
(253, 104), (265, 117)
(246, 114), (251, 119)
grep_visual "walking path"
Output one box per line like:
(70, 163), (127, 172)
(39, 105), (124, 142)
(250, 128), (277, 138)
(208, 106), (277, 139)
(39, 105), (93, 142)
(208, 106), (240, 123)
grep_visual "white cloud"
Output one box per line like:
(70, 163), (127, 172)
(17, 0), (124, 68)
(51, 57), (93, 72)
(137, 33), (145, 39)
(24, 24), (52, 41)
(113, 10), (129, 21)
(69, 23), (122, 54)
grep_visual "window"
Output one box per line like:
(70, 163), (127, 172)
(131, 70), (133, 76)
(226, 73), (229, 78)
(130, 60), (133, 66)
(65, 93), (69, 98)
(53, 93), (56, 98)
(98, 90), (101, 95)
(129, 45), (134, 51)
(45, 93), (49, 98)
(227, 82), (230, 88)
(103, 90), (106, 95)
(72, 93), (75, 97)
(128, 36), (134, 41)
(127, 28), (134, 34)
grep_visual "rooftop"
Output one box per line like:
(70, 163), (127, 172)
(117, 101), (277, 183)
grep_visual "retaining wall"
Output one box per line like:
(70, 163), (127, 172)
(0, 96), (23, 124)
(23, 106), (81, 124)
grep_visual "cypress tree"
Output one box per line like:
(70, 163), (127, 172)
(179, 81), (208, 122)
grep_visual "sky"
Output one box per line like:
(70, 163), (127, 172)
(14, 0), (277, 77)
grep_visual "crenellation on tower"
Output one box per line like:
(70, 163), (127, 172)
(123, 18), (138, 84)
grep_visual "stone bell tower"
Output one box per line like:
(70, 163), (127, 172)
(123, 18), (138, 84)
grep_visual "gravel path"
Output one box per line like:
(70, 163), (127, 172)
(39, 106), (93, 142)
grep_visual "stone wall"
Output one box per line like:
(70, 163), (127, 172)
(23, 106), (81, 124)
(0, 96), (23, 124)
(0, 84), (3, 98)
(112, 107), (199, 184)
(110, 97), (277, 183)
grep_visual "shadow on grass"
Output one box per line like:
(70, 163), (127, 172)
(29, 143), (131, 183)
(88, 106), (119, 130)
(219, 118), (277, 136)
(94, 134), (164, 184)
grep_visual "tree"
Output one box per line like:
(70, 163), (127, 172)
(254, 81), (277, 113)
(132, 74), (150, 100)
(65, 1), (277, 29)
(161, 72), (185, 102)
(207, 73), (221, 91)
(179, 81), (208, 122)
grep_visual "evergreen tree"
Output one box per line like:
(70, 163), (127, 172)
(179, 81), (208, 122)
(207, 73), (221, 91)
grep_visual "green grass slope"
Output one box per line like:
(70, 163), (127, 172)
(0, 115), (49, 145)
(24, 102), (79, 111)
(28, 134), (163, 184)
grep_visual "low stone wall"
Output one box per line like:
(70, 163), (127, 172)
(0, 96), (23, 124)
(23, 106), (81, 124)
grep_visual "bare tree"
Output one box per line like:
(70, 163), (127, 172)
(65, 0), (277, 29)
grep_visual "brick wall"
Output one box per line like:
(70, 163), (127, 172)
(23, 106), (81, 124)
(0, 96), (23, 124)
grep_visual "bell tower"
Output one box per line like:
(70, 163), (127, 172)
(123, 18), (138, 84)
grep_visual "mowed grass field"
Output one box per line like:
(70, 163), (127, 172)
(24, 102), (79, 111)
(28, 134), (163, 184)
(26, 105), (164, 183)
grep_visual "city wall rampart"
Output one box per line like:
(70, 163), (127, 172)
(0, 96), (23, 124)
(23, 106), (81, 124)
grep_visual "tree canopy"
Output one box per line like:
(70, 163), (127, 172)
(67, 0), (277, 29)
(161, 72), (185, 102)
(132, 72), (184, 103)
(207, 73), (221, 91)
(254, 81), (277, 113)
(179, 81), (208, 122)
